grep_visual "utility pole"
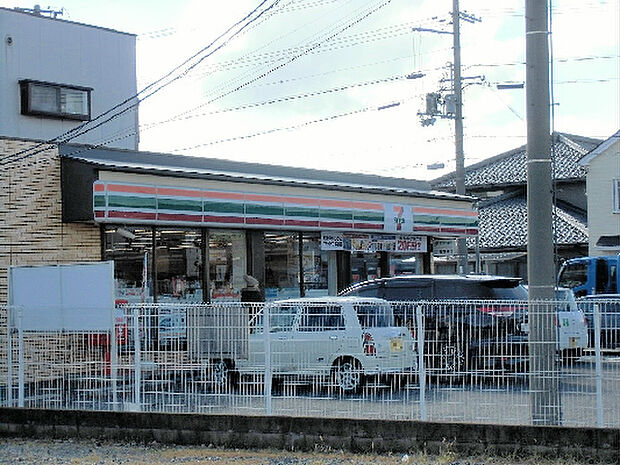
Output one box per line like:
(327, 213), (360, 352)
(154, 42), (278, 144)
(413, 3), (479, 273)
(452, 0), (468, 275)
(525, 0), (560, 425)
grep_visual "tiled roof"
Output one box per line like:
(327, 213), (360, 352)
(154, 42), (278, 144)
(467, 193), (588, 250)
(432, 133), (601, 190)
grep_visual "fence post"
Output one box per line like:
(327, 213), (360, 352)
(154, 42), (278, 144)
(110, 305), (118, 410)
(593, 303), (603, 427)
(17, 306), (24, 408)
(7, 307), (14, 407)
(264, 304), (272, 415)
(132, 306), (141, 411)
(415, 304), (426, 421)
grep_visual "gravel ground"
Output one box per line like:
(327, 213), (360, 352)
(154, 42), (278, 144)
(0, 437), (608, 465)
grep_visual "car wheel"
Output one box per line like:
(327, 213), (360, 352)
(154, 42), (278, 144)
(211, 359), (236, 392)
(332, 358), (363, 394)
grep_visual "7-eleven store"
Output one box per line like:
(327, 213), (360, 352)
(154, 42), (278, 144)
(59, 144), (479, 304)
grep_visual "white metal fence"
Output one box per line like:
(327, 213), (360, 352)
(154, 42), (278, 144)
(1, 298), (619, 427)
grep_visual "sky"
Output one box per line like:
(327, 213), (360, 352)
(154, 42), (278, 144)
(2, 0), (618, 180)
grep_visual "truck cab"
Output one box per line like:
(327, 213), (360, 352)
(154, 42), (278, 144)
(558, 256), (619, 298)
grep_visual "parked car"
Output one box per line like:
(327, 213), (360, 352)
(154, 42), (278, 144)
(520, 287), (589, 360)
(552, 288), (589, 359)
(577, 294), (620, 350)
(340, 275), (529, 375)
(220, 297), (417, 393)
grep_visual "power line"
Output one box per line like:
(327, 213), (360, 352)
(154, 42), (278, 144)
(1, 0), (283, 166)
(2, 0), (397, 167)
(136, 0), (399, 134)
(139, 72), (413, 130)
(168, 92), (420, 153)
(136, 0), (338, 40)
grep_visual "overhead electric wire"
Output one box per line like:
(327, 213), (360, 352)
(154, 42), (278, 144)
(1, 0), (283, 166)
(136, 0), (339, 40)
(181, 0), (369, 103)
(464, 54), (617, 70)
(139, 72), (414, 130)
(168, 92), (420, 153)
(75, 62), (616, 158)
(186, 17), (446, 79)
(136, 0), (398, 134)
(6, 0), (397, 168)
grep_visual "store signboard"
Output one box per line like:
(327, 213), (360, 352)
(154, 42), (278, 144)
(321, 232), (426, 253)
(434, 239), (456, 256)
(93, 181), (479, 237)
(396, 235), (428, 253)
(383, 204), (414, 233)
(320, 232), (347, 250)
(8, 262), (115, 332)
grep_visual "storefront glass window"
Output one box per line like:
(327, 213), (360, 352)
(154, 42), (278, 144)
(303, 233), (329, 297)
(209, 230), (247, 302)
(389, 254), (419, 276)
(103, 226), (154, 303)
(155, 229), (203, 303)
(351, 252), (381, 284)
(264, 232), (301, 301)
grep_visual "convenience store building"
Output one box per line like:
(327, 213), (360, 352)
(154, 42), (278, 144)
(0, 139), (479, 305)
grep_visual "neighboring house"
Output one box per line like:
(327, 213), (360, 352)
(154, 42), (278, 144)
(579, 130), (620, 256)
(430, 132), (602, 280)
(0, 7), (138, 149)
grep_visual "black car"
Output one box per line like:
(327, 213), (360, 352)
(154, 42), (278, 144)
(340, 275), (529, 376)
(578, 294), (620, 350)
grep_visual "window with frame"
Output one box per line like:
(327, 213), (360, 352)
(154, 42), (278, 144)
(614, 179), (620, 213)
(298, 305), (344, 332)
(19, 79), (91, 121)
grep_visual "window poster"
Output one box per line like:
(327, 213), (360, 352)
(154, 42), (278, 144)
(321, 232), (426, 254)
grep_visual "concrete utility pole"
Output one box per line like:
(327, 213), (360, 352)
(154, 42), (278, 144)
(452, 0), (468, 274)
(525, 0), (561, 425)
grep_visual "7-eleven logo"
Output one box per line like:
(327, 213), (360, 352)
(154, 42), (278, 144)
(393, 206), (405, 231)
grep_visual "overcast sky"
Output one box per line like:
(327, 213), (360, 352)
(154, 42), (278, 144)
(3, 0), (618, 180)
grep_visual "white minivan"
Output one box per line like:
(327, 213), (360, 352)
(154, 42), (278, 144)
(520, 287), (589, 360)
(226, 297), (417, 393)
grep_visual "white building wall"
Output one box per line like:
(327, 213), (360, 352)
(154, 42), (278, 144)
(0, 8), (138, 149)
(586, 138), (620, 256)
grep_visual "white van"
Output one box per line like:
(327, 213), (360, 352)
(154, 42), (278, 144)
(226, 297), (417, 393)
(520, 287), (588, 360)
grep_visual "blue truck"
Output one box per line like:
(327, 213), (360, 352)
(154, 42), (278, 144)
(557, 255), (619, 297)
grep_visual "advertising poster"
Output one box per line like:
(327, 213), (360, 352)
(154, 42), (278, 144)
(321, 232), (426, 254)
(320, 231), (345, 250)
(349, 234), (373, 252)
(396, 235), (427, 253)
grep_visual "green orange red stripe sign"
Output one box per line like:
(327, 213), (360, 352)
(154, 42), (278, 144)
(93, 181), (478, 236)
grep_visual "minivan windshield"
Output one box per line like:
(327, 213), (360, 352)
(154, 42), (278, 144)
(558, 262), (588, 289)
(354, 303), (394, 328)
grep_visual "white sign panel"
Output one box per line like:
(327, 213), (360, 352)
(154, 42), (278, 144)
(321, 232), (346, 250)
(434, 239), (456, 256)
(9, 262), (115, 332)
(396, 235), (428, 253)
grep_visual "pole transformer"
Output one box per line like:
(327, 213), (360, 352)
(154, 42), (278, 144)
(452, 0), (468, 274)
(525, 0), (561, 425)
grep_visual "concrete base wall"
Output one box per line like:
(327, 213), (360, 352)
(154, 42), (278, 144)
(0, 408), (618, 461)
